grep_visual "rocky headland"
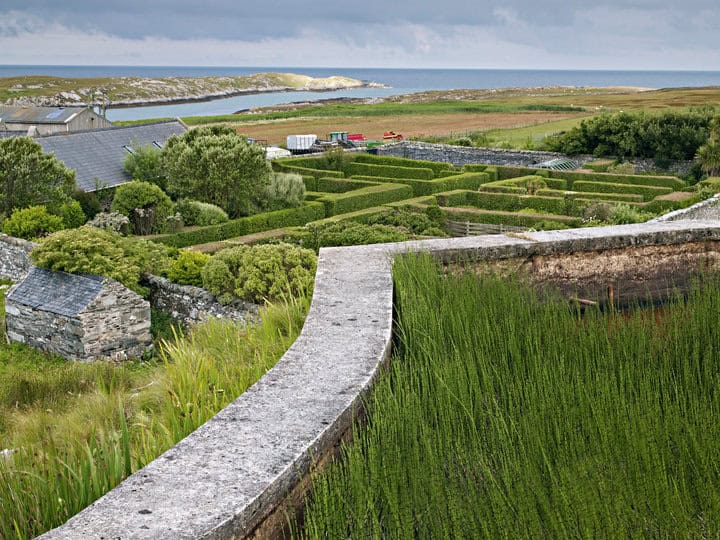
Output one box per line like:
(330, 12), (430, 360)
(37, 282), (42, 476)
(1, 72), (386, 108)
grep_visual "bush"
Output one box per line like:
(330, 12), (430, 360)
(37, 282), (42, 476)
(167, 250), (211, 287)
(201, 243), (317, 304)
(261, 172), (306, 211)
(367, 208), (445, 235)
(31, 226), (172, 295)
(607, 204), (654, 225)
(571, 181), (672, 201)
(123, 143), (166, 189)
(73, 190), (102, 219)
(110, 180), (175, 235)
(87, 212), (131, 235)
(303, 222), (410, 251)
(583, 202), (615, 222)
(176, 200), (229, 226)
(58, 200), (86, 229)
(1, 205), (64, 240)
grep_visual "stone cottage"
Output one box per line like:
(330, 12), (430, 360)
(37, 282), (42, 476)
(4, 267), (152, 361)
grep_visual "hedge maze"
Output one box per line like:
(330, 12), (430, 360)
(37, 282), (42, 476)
(154, 153), (702, 248)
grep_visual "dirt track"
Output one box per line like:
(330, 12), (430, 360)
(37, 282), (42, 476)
(231, 112), (587, 145)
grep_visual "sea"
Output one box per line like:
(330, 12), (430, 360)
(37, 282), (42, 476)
(3, 66), (720, 122)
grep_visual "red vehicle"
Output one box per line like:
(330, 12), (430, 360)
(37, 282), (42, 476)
(383, 131), (404, 141)
(347, 133), (367, 142)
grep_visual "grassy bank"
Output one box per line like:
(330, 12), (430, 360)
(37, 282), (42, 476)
(0, 290), (308, 538)
(297, 254), (720, 538)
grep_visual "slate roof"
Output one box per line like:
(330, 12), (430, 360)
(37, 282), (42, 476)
(0, 130), (26, 139)
(0, 106), (85, 125)
(7, 267), (105, 317)
(36, 120), (187, 192)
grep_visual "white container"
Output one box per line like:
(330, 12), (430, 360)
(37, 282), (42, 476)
(286, 134), (317, 151)
(266, 146), (292, 160)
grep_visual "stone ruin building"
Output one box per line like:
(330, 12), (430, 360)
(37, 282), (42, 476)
(4, 267), (152, 362)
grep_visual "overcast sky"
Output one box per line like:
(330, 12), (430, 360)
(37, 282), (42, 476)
(1, 1), (718, 69)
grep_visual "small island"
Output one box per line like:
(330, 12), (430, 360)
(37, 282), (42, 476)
(0, 72), (385, 108)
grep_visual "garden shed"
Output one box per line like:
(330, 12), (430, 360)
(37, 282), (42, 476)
(4, 267), (152, 362)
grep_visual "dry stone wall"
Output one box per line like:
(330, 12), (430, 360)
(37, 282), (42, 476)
(650, 194), (720, 223)
(145, 274), (260, 327)
(0, 233), (33, 281)
(377, 141), (592, 167)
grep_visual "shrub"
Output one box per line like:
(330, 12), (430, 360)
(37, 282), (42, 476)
(607, 204), (654, 225)
(58, 200), (86, 228)
(303, 221), (410, 251)
(167, 250), (211, 287)
(571, 181), (672, 201)
(261, 172), (306, 211)
(1, 205), (64, 240)
(201, 243), (317, 304)
(606, 162), (636, 175)
(176, 200), (229, 226)
(583, 202), (615, 222)
(87, 212), (131, 235)
(163, 126), (271, 217)
(123, 143), (166, 189)
(110, 180), (175, 235)
(73, 190), (102, 219)
(31, 226), (172, 295)
(367, 208), (445, 235)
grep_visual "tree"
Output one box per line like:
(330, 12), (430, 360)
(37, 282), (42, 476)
(123, 143), (167, 189)
(0, 137), (76, 217)
(162, 126), (271, 217)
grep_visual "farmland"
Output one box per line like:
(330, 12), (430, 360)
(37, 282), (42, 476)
(296, 253), (720, 538)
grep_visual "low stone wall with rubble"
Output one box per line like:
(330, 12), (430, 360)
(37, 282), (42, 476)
(144, 274), (260, 327)
(39, 220), (720, 540)
(0, 233), (33, 281)
(650, 194), (720, 223)
(377, 141), (593, 167)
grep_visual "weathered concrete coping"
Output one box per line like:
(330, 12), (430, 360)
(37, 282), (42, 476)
(38, 220), (720, 539)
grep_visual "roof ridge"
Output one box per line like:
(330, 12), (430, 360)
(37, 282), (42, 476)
(35, 119), (185, 138)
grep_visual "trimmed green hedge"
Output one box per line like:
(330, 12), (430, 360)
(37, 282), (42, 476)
(478, 185), (528, 194)
(434, 190), (470, 207)
(495, 166), (550, 180)
(643, 193), (703, 214)
(464, 191), (572, 215)
(354, 153), (454, 175)
(435, 170), (463, 178)
(351, 172), (489, 197)
(481, 175), (568, 191)
(549, 170), (685, 190)
(275, 163), (345, 179)
(308, 206), (393, 226)
(153, 202), (326, 248)
(318, 183), (413, 216)
(442, 207), (581, 228)
(303, 176), (379, 193)
(461, 164), (488, 172)
(572, 181), (673, 201)
(273, 156), (346, 170)
(346, 162), (435, 180)
(536, 189), (644, 203)
(384, 196), (438, 209)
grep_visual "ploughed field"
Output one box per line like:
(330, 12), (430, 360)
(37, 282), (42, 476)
(296, 254), (720, 538)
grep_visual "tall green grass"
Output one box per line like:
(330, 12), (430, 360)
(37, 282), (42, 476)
(0, 296), (308, 539)
(296, 254), (720, 538)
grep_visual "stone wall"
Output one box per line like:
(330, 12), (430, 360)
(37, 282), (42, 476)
(5, 303), (85, 359)
(650, 194), (720, 223)
(145, 274), (260, 327)
(80, 280), (153, 361)
(377, 141), (592, 167)
(0, 233), (33, 281)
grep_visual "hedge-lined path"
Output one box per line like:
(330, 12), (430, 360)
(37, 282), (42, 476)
(187, 227), (294, 253)
(442, 205), (572, 221)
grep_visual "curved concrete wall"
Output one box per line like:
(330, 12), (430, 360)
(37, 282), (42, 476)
(39, 221), (720, 539)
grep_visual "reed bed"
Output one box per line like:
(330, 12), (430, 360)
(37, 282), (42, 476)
(0, 296), (308, 539)
(297, 254), (720, 538)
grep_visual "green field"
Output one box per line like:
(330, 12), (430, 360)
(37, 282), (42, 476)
(296, 254), (720, 538)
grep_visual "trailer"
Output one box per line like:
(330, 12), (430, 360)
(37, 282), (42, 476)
(286, 134), (318, 153)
